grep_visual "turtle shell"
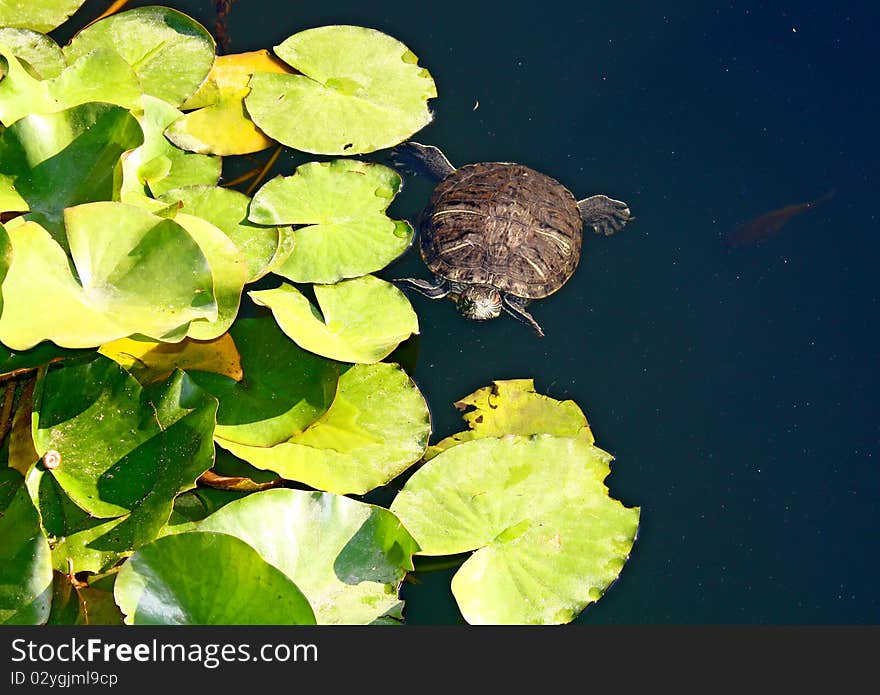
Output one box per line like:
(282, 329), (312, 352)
(419, 162), (583, 299)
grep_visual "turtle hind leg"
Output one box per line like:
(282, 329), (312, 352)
(501, 295), (545, 337)
(578, 194), (634, 236)
(390, 142), (456, 183)
(393, 276), (451, 299)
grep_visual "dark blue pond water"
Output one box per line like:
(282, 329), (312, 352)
(67, 0), (879, 623)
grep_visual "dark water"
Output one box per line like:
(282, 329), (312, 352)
(67, 0), (879, 624)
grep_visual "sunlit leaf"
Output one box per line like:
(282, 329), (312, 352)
(0, 207), (217, 350)
(250, 276), (418, 364)
(0, 28), (65, 78)
(160, 185), (293, 282)
(120, 95), (220, 201)
(0, 0), (86, 33)
(168, 50), (292, 156)
(0, 46), (142, 126)
(245, 25), (436, 154)
(99, 334), (243, 385)
(0, 468), (52, 625)
(32, 357), (218, 550)
(169, 488), (419, 624)
(217, 362), (430, 495)
(426, 378), (592, 460)
(0, 102), (143, 233)
(115, 532), (316, 625)
(63, 6), (215, 107)
(391, 435), (640, 624)
(249, 159), (412, 283)
(188, 317), (339, 447)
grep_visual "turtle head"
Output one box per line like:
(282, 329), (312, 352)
(457, 285), (502, 321)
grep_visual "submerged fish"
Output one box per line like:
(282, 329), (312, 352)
(724, 189), (835, 248)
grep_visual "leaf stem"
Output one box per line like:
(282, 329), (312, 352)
(245, 145), (283, 196)
(88, 0), (131, 27)
(0, 382), (16, 447)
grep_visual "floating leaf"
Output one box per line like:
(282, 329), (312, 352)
(115, 532), (316, 625)
(32, 357), (217, 550)
(170, 488), (418, 624)
(0, 205), (218, 350)
(0, 46), (142, 126)
(167, 50), (292, 155)
(391, 435), (640, 624)
(218, 362), (430, 495)
(120, 95), (220, 200)
(0, 468), (52, 625)
(246, 25), (436, 154)
(160, 185), (293, 282)
(0, 102), (143, 232)
(249, 160), (412, 283)
(63, 6), (215, 107)
(426, 378), (592, 460)
(188, 317), (339, 447)
(47, 573), (123, 625)
(0, 0), (86, 33)
(99, 334), (243, 385)
(250, 276), (418, 364)
(0, 28), (65, 78)
(26, 468), (125, 574)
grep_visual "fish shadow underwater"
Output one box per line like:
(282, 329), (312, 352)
(724, 189), (836, 249)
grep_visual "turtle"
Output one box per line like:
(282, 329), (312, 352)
(390, 142), (633, 336)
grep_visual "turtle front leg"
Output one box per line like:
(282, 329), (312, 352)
(501, 295), (545, 337)
(390, 142), (456, 183)
(577, 195), (634, 236)
(394, 276), (451, 299)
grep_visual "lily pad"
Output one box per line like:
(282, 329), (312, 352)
(188, 317), (339, 447)
(120, 95), (220, 200)
(169, 488), (419, 624)
(218, 362), (430, 495)
(245, 25), (436, 154)
(160, 185), (293, 282)
(32, 357), (218, 550)
(115, 532), (316, 625)
(47, 573), (123, 625)
(426, 378), (592, 460)
(249, 276), (418, 364)
(0, 468), (52, 624)
(0, 46), (142, 126)
(249, 159), (413, 283)
(390, 435), (640, 624)
(0, 102), (143, 233)
(0, 28), (65, 78)
(99, 334), (243, 385)
(63, 6), (215, 107)
(0, 205), (218, 350)
(168, 50), (292, 155)
(0, 0), (86, 33)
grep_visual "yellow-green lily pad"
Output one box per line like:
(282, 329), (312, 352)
(0, 28), (65, 78)
(0, 0), (86, 33)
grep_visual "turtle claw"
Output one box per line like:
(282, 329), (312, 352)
(390, 142), (456, 183)
(502, 294), (545, 337)
(578, 194), (634, 236)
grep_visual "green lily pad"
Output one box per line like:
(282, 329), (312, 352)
(25, 467), (126, 574)
(245, 25), (436, 155)
(0, 468), (52, 624)
(32, 357), (218, 550)
(0, 102), (143, 233)
(249, 159), (412, 284)
(115, 532), (316, 625)
(218, 362), (430, 495)
(120, 96), (220, 201)
(0, 205), (220, 350)
(63, 6), (215, 107)
(250, 276), (418, 364)
(160, 185), (293, 282)
(188, 317), (339, 447)
(0, 341), (86, 378)
(390, 435), (640, 624)
(168, 50), (292, 156)
(0, 28), (65, 78)
(0, 46), (142, 126)
(0, 0), (86, 33)
(426, 378), (593, 460)
(173, 211), (248, 341)
(170, 488), (418, 624)
(47, 573), (123, 625)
